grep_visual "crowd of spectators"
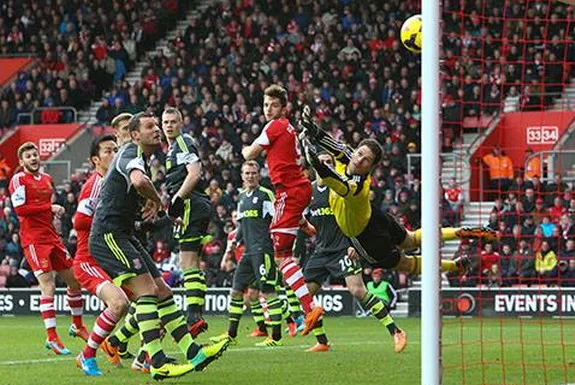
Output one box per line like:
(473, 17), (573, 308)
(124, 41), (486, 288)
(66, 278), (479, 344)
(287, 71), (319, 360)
(1, 0), (575, 289)
(0, 0), (185, 133)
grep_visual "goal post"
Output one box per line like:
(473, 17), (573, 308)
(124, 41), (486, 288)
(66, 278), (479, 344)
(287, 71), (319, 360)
(421, 0), (442, 384)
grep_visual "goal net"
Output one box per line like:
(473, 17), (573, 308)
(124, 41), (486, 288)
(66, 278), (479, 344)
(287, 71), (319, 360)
(437, 0), (575, 384)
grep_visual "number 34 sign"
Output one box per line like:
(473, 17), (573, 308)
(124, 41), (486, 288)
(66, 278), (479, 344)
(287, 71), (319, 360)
(527, 126), (559, 145)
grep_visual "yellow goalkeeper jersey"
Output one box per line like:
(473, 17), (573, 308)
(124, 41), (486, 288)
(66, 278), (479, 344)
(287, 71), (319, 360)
(321, 158), (372, 237)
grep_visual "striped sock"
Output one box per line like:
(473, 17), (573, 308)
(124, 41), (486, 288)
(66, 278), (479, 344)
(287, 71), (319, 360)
(265, 295), (283, 341)
(279, 259), (315, 313)
(250, 300), (266, 333)
(285, 286), (303, 318)
(228, 295), (244, 338)
(83, 308), (119, 358)
(158, 296), (200, 360)
(135, 295), (166, 368)
(108, 303), (139, 347)
(312, 318), (329, 345)
(183, 268), (206, 322)
(360, 292), (399, 335)
(409, 256), (422, 276)
(40, 295), (58, 340)
(66, 288), (84, 328)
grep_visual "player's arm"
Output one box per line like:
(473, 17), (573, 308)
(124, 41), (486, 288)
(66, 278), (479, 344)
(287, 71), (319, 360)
(302, 138), (356, 198)
(130, 169), (161, 204)
(299, 106), (353, 164)
(174, 137), (203, 199)
(73, 177), (101, 231)
(242, 143), (264, 160)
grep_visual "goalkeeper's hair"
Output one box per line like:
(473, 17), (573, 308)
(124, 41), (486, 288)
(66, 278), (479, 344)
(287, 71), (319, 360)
(358, 138), (384, 167)
(264, 85), (288, 107)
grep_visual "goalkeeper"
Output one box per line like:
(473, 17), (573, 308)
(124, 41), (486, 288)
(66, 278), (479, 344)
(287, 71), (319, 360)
(297, 106), (496, 275)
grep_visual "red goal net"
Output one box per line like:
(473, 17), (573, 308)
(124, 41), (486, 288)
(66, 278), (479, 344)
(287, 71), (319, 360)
(439, 1), (575, 384)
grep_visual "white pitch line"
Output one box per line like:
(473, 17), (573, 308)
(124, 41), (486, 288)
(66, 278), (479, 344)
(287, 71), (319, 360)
(0, 339), (417, 366)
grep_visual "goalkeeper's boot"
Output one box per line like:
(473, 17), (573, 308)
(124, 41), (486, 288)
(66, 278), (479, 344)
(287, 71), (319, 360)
(456, 226), (497, 243)
(76, 353), (102, 376)
(393, 330), (407, 353)
(68, 324), (90, 342)
(150, 362), (195, 381)
(210, 332), (238, 346)
(301, 306), (325, 336)
(255, 337), (284, 347)
(101, 337), (122, 367)
(454, 255), (472, 275)
(189, 318), (209, 338)
(45, 337), (71, 355)
(247, 328), (267, 337)
(306, 343), (331, 352)
(189, 339), (230, 371)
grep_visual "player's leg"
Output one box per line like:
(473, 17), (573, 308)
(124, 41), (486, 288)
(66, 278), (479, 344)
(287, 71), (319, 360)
(247, 288), (267, 337)
(91, 232), (194, 379)
(402, 227), (497, 249)
(271, 184), (323, 329)
(394, 251), (471, 276)
(302, 256), (331, 352)
(345, 274), (406, 353)
(57, 267), (89, 341)
(254, 253), (284, 347)
(178, 199), (211, 336)
(105, 302), (138, 360)
(78, 282), (130, 376)
(149, 246), (229, 371)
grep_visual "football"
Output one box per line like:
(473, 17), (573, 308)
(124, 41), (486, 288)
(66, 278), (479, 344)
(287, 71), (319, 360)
(401, 14), (422, 53)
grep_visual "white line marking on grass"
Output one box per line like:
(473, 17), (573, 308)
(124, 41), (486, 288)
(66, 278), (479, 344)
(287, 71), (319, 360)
(0, 339), (420, 366)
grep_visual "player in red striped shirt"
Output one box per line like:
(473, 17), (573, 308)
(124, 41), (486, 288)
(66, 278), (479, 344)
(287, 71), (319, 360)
(9, 142), (88, 355)
(72, 135), (129, 376)
(241, 85), (324, 335)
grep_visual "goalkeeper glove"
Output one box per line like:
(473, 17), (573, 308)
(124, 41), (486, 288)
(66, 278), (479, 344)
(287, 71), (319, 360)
(168, 195), (184, 219)
(297, 105), (320, 138)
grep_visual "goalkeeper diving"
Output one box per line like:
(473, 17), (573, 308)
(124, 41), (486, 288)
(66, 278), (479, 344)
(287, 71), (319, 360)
(297, 106), (496, 275)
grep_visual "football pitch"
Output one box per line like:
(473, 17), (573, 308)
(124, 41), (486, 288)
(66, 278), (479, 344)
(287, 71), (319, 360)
(2, 316), (575, 385)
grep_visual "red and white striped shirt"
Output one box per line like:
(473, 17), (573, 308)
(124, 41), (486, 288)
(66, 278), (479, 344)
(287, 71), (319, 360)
(73, 171), (103, 263)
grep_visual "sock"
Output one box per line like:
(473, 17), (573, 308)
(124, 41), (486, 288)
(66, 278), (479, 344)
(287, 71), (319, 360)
(135, 295), (166, 368)
(265, 295), (283, 341)
(312, 318), (329, 345)
(280, 297), (292, 322)
(442, 259), (458, 272)
(250, 300), (267, 332)
(279, 259), (315, 313)
(408, 256), (422, 275)
(40, 295), (58, 340)
(259, 296), (271, 323)
(158, 296), (200, 361)
(360, 292), (399, 335)
(441, 228), (458, 241)
(66, 288), (84, 328)
(109, 303), (139, 347)
(228, 295), (244, 338)
(83, 308), (119, 359)
(183, 268), (206, 322)
(284, 286), (303, 318)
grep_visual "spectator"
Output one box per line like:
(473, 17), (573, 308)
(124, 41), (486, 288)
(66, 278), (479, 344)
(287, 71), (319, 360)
(549, 196), (567, 223)
(532, 198), (547, 226)
(479, 243), (500, 282)
(540, 216), (556, 238)
(515, 240), (536, 284)
(524, 148), (542, 181)
(95, 99), (113, 126)
(152, 240), (170, 263)
(444, 178), (464, 226)
(0, 152), (11, 189)
(535, 241), (558, 283)
(482, 146), (514, 199)
(366, 269), (398, 310)
(500, 243), (517, 286)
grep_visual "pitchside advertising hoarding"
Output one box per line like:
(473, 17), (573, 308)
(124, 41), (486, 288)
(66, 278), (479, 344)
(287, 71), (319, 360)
(0, 287), (356, 316)
(409, 287), (575, 317)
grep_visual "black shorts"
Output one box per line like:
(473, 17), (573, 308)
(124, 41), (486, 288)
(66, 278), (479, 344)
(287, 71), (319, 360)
(232, 250), (277, 293)
(177, 195), (212, 252)
(303, 249), (362, 285)
(89, 232), (161, 286)
(353, 209), (407, 269)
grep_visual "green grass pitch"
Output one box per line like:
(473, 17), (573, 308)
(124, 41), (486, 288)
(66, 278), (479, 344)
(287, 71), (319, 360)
(2, 316), (575, 385)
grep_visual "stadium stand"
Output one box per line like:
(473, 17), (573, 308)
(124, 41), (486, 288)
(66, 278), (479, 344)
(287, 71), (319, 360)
(0, 0), (574, 290)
